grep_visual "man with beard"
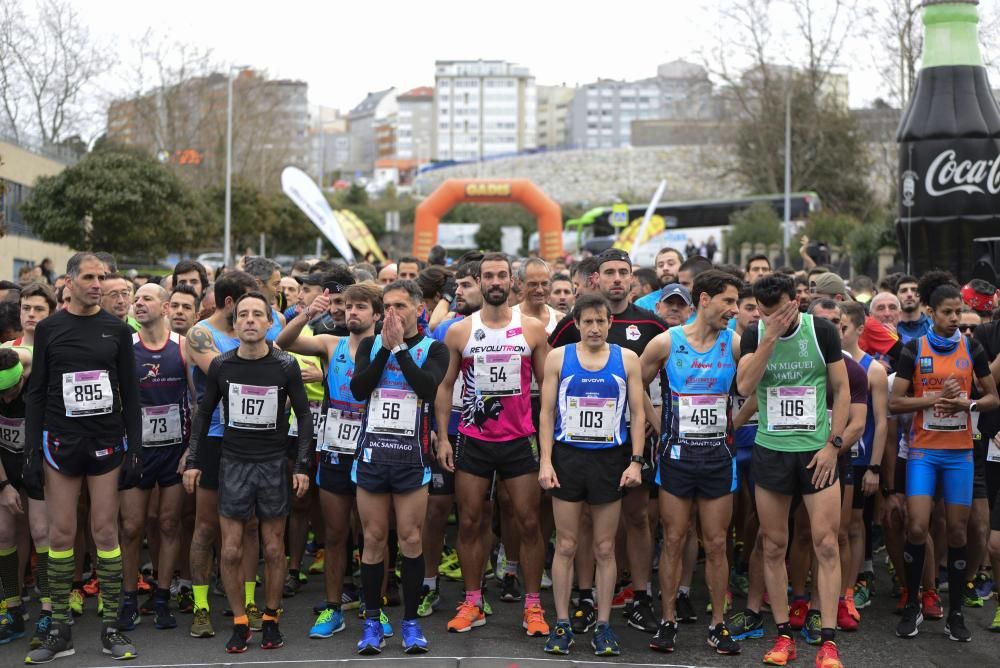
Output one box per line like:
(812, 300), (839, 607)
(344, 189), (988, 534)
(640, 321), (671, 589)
(896, 275), (931, 342)
(275, 282), (383, 639)
(549, 249), (669, 636)
(634, 248), (684, 312)
(435, 254), (550, 637)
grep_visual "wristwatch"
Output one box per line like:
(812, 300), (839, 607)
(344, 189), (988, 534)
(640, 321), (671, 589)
(867, 464), (881, 475)
(630, 455), (647, 469)
(880, 486), (896, 498)
(829, 436), (844, 449)
(969, 401), (979, 413)
(390, 343), (409, 355)
(0, 479), (9, 492)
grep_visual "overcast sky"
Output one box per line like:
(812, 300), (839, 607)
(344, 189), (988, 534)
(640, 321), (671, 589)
(75, 0), (999, 115)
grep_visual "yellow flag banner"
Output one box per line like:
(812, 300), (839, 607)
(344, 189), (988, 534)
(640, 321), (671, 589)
(337, 210), (387, 264)
(613, 215), (666, 250)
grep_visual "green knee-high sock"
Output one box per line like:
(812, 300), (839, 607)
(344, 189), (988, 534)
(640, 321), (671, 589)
(48, 548), (75, 625)
(0, 546), (20, 608)
(36, 547), (50, 604)
(96, 547), (123, 625)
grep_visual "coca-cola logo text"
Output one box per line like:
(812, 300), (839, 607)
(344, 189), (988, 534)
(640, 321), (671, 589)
(925, 149), (1000, 197)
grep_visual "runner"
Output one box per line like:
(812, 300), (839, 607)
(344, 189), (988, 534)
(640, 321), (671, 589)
(242, 257), (286, 336)
(22, 252), (142, 663)
(183, 270), (259, 639)
(889, 271), (999, 643)
(184, 291), (313, 653)
(549, 274), (574, 314)
(745, 255), (772, 282)
(634, 247), (684, 311)
(117, 283), (194, 633)
(167, 285), (200, 337)
(350, 279), (448, 655)
(896, 275), (930, 341)
(274, 282), (382, 638)
(640, 270), (743, 656)
(171, 260), (209, 298)
(736, 273), (850, 668)
(101, 274), (139, 332)
(538, 293), (645, 657)
(436, 253), (550, 637)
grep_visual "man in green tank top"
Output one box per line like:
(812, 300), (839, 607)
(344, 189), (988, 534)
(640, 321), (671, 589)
(736, 274), (849, 668)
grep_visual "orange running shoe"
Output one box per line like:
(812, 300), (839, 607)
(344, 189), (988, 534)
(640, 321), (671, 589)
(82, 577), (100, 597)
(523, 603), (549, 637)
(447, 601), (485, 633)
(136, 574), (153, 594)
(814, 640), (843, 668)
(844, 588), (861, 622)
(921, 589), (943, 620)
(763, 634), (797, 666)
(836, 598), (858, 631)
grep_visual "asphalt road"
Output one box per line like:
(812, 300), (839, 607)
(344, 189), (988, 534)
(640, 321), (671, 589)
(1, 551), (997, 668)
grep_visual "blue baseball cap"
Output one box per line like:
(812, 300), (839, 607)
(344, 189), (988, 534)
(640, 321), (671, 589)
(659, 283), (692, 306)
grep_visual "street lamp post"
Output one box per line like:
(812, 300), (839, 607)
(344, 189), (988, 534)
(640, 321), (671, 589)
(224, 65), (250, 270)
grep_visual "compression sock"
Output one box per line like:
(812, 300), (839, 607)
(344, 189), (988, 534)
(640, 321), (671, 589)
(36, 546), (50, 604)
(0, 546), (19, 608)
(361, 561), (384, 618)
(96, 546), (123, 624)
(192, 584), (210, 611)
(401, 554), (424, 620)
(902, 541), (926, 605)
(525, 592), (541, 609)
(465, 588), (482, 608)
(948, 545), (968, 613)
(48, 548), (75, 626)
(244, 580), (256, 607)
(262, 607), (279, 622)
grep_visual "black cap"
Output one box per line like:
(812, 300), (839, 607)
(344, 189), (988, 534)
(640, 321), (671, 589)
(294, 273), (325, 286)
(597, 248), (632, 268)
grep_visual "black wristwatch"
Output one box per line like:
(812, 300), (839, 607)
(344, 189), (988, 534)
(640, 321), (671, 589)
(0, 479), (9, 492)
(630, 455), (647, 469)
(880, 486), (896, 498)
(867, 464), (881, 475)
(829, 436), (844, 449)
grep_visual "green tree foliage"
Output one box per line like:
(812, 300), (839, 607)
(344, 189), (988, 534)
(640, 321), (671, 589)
(21, 148), (194, 257)
(799, 210), (861, 248)
(725, 202), (782, 249)
(474, 220), (503, 252)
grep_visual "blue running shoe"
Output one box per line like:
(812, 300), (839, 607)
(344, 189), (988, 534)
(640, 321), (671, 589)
(379, 609), (393, 637)
(591, 622), (621, 656)
(544, 621), (574, 654)
(801, 610), (822, 645)
(727, 608), (765, 640)
(356, 617), (384, 655)
(0, 610), (26, 644)
(309, 607), (345, 638)
(401, 618), (429, 654)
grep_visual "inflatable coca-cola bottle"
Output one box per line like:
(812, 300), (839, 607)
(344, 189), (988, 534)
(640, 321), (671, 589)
(896, 0), (1000, 282)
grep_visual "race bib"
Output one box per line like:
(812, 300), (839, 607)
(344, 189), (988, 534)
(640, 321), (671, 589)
(0, 415), (24, 452)
(227, 384), (279, 430)
(141, 405), (183, 446)
(289, 401), (324, 439)
(649, 375), (663, 408)
(564, 396), (617, 443)
(322, 408), (363, 454)
(766, 386), (817, 431)
(367, 389), (418, 437)
(922, 392), (968, 432)
(474, 353), (521, 396)
(451, 376), (464, 411)
(62, 370), (113, 417)
(678, 395), (727, 440)
(988, 436), (1000, 464)
(734, 395), (758, 426)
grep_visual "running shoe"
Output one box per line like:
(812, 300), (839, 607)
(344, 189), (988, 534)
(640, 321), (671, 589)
(707, 621), (741, 655)
(309, 607), (345, 638)
(494, 544), (507, 582)
(226, 624), (251, 653)
(610, 585), (634, 609)
(974, 570), (992, 599)
(24, 624), (73, 664)
(379, 609), (393, 637)
(590, 622), (620, 656)
(989, 596), (1000, 632)
(400, 618), (428, 654)
(341, 583), (361, 610)
(384, 574), (401, 607)
(895, 586), (908, 614)
(730, 568), (750, 597)
(447, 601), (485, 632)
(115, 601), (140, 632)
(308, 549), (325, 575)
(921, 589), (944, 620)
(101, 626), (137, 660)
(500, 573), (523, 602)
(571, 599), (596, 634)
(649, 619), (677, 652)
(246, 602), (263, 631)
(82, 577), (100, 597)
(789, 598), (809, 630)
(962, 581), (984, 608)
(154, 600), (177, 630)
(416, 586), (440, 617)
(139, 591), (157, 616)
(481, 592), (493, 617)
(801, 609), (822, 645)
(260, 620), (284, 649)
(283, 574), (303, 598)
(356, 617), (384, 655)
(896, 602), (923, 638)
(944, 609), (971, 642)
(676, 591), (697, 623)
(176, 587), (194, 614)
(68, 589), (84, 618)
(540, 570), (553, 589)
(190, 607), (214, 638)
(728, 607), (765, 640)
(30, 611), (52, 649)
(853, 579), (871, 610)
(837, 598), (858, 631)
(438, 552), (463, 581)
(544, 620), (574, 654)
(844, 589), (861, 622)
(705, 590), (733, 614)
(762, 633), (796, 666)
(626, 596), (658, 633)
(0, 608), (26, 644)
(814, 640), (843, 668)
(136, 574), (153, 595)
(523, 603), (549, 636)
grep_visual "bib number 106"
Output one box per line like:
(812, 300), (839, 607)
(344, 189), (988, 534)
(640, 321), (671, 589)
(779, 399), (804, 418)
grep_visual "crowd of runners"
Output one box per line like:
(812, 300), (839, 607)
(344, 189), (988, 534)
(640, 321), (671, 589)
(0, 245), (999, 668)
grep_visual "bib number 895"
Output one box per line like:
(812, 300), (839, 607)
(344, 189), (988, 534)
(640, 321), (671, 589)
(74, 384), (102, 402)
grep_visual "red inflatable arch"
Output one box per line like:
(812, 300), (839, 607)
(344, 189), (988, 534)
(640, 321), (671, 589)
(412, 179), (564, 261)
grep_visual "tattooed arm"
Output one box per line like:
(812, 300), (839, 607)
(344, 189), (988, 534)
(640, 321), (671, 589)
(185, 322), (221, 374)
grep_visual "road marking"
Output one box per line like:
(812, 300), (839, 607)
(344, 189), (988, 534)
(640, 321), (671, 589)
(91, 656), (714, 668)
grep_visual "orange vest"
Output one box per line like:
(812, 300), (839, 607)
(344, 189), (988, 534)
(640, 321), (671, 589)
(911, 336), (973, 451)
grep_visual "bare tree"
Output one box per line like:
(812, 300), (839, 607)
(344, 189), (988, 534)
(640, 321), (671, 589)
(0, 0), (112, 146)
